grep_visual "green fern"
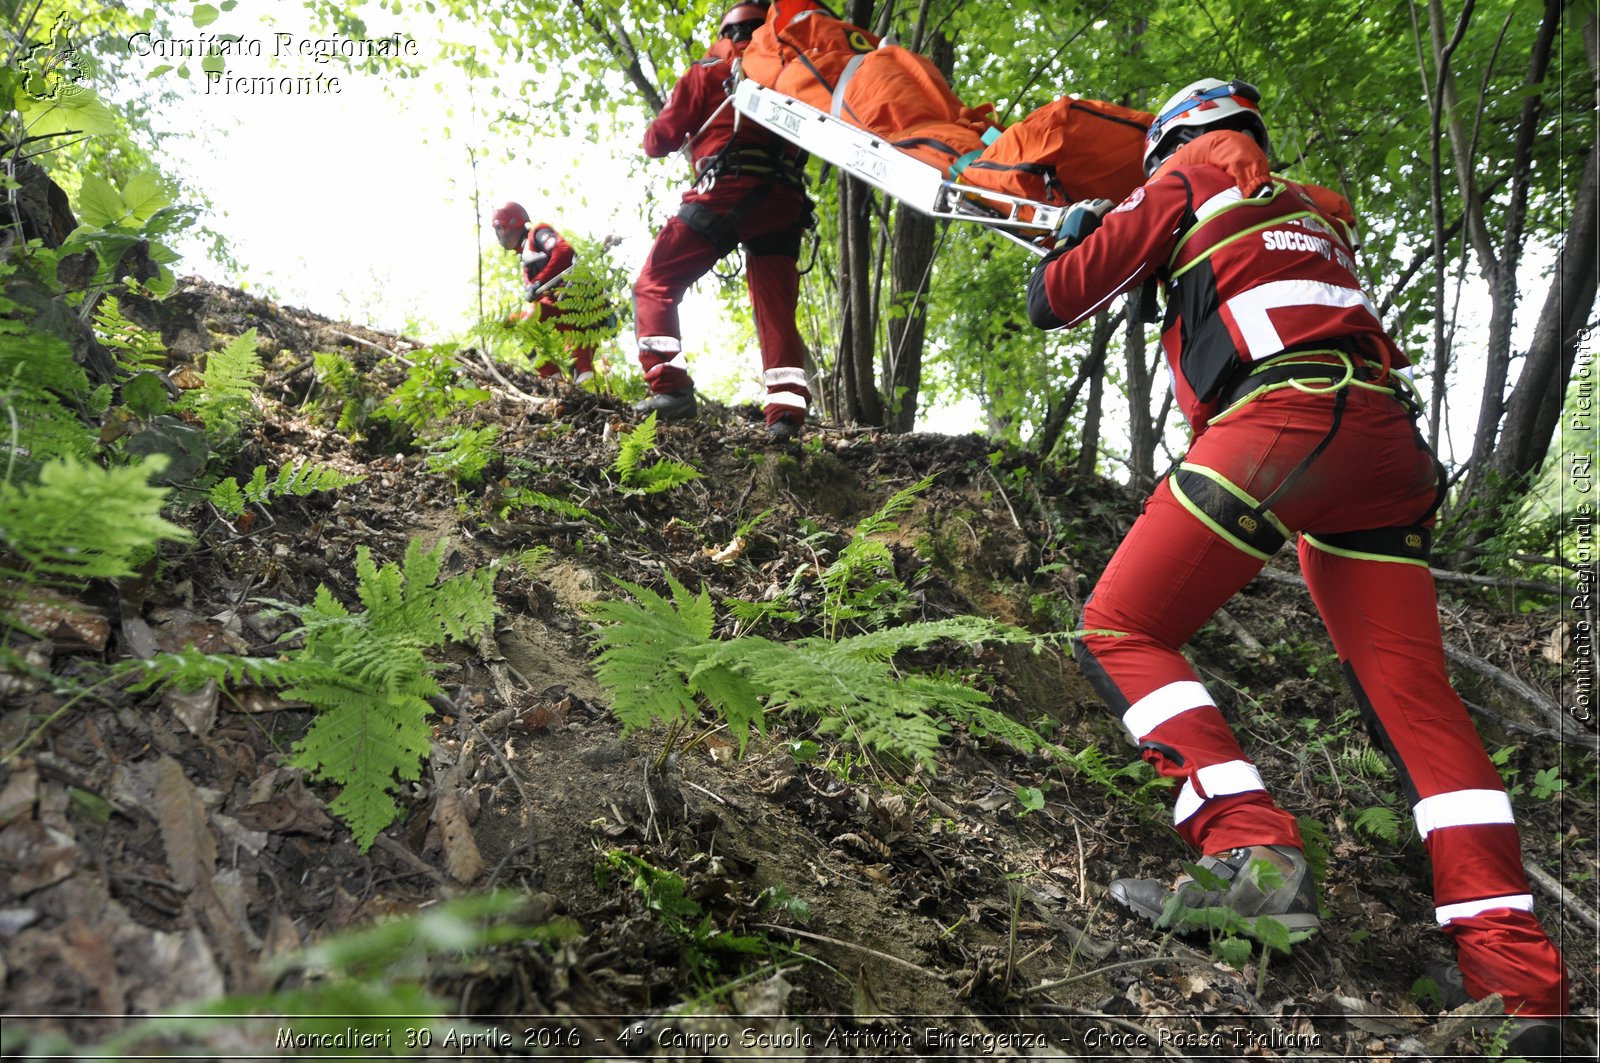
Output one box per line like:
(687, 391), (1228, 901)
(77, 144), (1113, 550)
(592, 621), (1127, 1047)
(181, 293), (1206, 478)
(612, 413), (701, 495)
(119, 649), (298, 694)
(1352, 803), (1403, 844)
(376, 344), (489, 432)
(591, 575), (1045, 767)
(92, 296), (166, 372)
(0, 456), (191, 585)
(310, 351), (371, 434)
(273, 539), (496, 850)
(209, 461), (366, 517)
(423, 425), (500, 485)
(0, 314), (97, 469)
(496, 487), (601, 525)
(515, 545), (554, 575)
(601, 850), (774, 984)
(175, 329), (262, 440)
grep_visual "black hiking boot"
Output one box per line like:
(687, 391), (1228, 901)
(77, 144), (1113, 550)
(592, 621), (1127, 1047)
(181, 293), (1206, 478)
(1428, 961), (1565, 1063)
(1108, 844), (1320, 939)
(632, 388), (697, 421)
(766, 415), (801, 442)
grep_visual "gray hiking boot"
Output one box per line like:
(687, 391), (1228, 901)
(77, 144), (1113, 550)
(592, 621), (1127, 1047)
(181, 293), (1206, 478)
(632, 388), (697, 421)
(1108, 844), (1320, 939)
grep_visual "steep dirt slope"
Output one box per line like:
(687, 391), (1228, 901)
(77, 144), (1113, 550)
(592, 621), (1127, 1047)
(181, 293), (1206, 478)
(1, 279), (1593, 1060)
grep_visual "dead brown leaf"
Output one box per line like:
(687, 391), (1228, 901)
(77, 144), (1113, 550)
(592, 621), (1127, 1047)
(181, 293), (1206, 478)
(433, 792), (484, 884)
(0, 819), (79, 895)
(153, 754), (217, 891)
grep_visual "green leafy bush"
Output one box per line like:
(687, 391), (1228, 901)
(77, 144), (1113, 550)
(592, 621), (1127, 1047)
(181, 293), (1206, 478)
(376, 344), (489, 432)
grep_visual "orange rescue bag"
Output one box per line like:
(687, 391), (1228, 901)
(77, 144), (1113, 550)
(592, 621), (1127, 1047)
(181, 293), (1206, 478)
(958, 96), (1153, 212)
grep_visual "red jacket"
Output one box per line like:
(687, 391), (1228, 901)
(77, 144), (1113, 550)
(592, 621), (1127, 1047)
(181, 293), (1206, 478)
(1029, 134), (1404, 431)
(521, 221), (573, 295)
(644, 38), (801, 176)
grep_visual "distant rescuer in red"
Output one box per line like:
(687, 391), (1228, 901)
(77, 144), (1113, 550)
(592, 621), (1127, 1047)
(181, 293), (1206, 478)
(1027, 78), (1568, 1057)
(631, 0), (813, 442)
(491, 202), (596, 384)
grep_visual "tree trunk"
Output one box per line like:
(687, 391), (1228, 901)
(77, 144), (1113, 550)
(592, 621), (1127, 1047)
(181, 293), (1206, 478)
(885, 203), (934, 431)
(1078, 359), (1104, 480)
(881, 27), (950, 433)
(1034, 309), (1117, 461)
(1491, 135), (1600, 487)
(837, 175), (883, 425)
(1124, 283), (1158, 490)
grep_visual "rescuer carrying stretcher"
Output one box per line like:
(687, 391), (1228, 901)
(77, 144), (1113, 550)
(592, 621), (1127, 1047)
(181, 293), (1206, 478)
(1027, 77), (1568, 1060)
(631, 0), (814, 442)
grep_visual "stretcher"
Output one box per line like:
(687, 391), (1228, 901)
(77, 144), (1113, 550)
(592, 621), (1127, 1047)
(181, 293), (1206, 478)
(730, 79), (1066, 256)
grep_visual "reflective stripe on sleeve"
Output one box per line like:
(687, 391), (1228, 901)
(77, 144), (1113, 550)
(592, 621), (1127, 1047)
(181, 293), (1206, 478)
(1435, 894), (1535, 926)
(1173, 760), (1266, 825)
(1412, 789), (1516, 840)
(765, 391), (807, 410)
(1122, 680), (1215, 740)
(638, 336), (682, 353)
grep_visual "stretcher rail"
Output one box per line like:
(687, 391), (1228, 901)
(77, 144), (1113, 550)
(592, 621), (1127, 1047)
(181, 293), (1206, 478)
(731, 79), (1065, 257)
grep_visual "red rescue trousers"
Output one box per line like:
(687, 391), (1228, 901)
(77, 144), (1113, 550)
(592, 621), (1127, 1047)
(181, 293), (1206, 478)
(633, 176), (811, 426)
(517, 296), (596, 379)
(1075, 380), (1568, 1018)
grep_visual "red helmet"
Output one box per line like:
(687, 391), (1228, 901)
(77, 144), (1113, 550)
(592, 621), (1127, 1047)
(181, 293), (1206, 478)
(491, 201), (530, 249)
(719, 2), (768, 41)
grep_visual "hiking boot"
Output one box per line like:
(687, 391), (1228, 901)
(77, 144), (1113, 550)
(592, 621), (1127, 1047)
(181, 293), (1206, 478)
(632, 388), (697, 421)
(1499, 1018), (1563, 1062)
(766, 416), (801, 442)
(1427, 961), (1565, 1063)
(1108, 845), (1320, 939)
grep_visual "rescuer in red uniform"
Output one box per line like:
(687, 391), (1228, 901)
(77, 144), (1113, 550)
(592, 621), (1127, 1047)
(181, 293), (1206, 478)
(631, 1), (813, 441)
(1027, 78), (1567, 1058)
(491, 202), (596, 384)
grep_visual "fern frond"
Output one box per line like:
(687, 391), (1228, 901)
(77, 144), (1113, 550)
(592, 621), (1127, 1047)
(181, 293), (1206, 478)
(590, 581), (711, 735)
(613, 413), (657, 483)
(210, 461), (364, 517)
(92, 295), (166, 372)
(424, 425), (500, 485)
(208, 476), (247, 517)
(0, 457), (191, 583)
(854, 474), (935, 538)
(118, 649), (299, 694)
(0, 326), (95, 467)
(498, 488), (601, 525)
(287, 681), (434, 850)
(284, 538), (497, 850)
(612, 413), (700, 496)
(176, 329), (262, 439)
(1352, 804), (1403, 845)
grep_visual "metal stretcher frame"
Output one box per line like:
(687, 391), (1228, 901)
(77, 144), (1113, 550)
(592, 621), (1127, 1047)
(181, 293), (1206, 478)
(730, 79), (1066, 257)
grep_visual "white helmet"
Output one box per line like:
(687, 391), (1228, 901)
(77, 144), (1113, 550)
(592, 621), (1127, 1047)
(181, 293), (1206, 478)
(1143, 78), (1269, 176)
